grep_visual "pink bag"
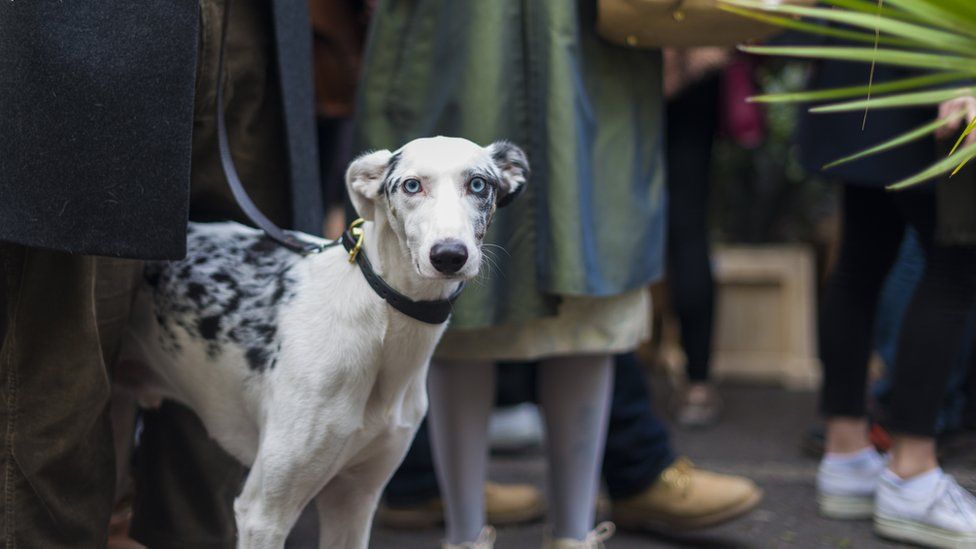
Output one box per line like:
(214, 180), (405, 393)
(720, 55), (766, 149)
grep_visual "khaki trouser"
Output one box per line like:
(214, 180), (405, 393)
(0, 249), (137, 548)
(0, 252), (242, 549)
(0, 0), (292, 546)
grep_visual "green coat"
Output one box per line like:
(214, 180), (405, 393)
(356, 0), (666, 329)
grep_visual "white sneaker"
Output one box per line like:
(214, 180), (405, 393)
(875, 470), (976, 548)
(816, 448), (887, 519)
(543, 522), (615, 549)
(442, 526), (496, 549)
(489, 403), (543, 453)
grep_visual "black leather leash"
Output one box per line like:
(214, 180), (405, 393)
(213, 0), (461, 324)
(215, 0), (320, 255)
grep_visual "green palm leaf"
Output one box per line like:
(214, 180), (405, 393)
(809, 87), (975, 113)
(823, 111), (965, 170)
(720, 4), (915, 47)
(740, 46), (976, 74)
(718, 0), (976, 188)
(748, 73), (969, 104)
(888, 142), (976, 190)
(723, 0), (976, 54)
(882, 0), (976, 38)
(820, 0), (922, 22)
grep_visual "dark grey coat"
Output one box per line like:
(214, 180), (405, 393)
(0, 1), (322, 260)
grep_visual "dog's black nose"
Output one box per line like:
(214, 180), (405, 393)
(430, 240), (469, 275)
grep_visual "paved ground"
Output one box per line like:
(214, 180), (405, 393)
(286, 383), (976, 548)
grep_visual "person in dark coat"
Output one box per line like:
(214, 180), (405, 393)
(0, 1), (322, 547)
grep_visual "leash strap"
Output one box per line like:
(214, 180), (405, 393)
(341, 231), (463, 325)
(215, 0), (323, 255)
(269, 0), (323, 235)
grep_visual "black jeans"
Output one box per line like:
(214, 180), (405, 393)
(384, 353), (675, 504)
(384, 420), (441, 506)
(820, 185), (976, 436)
(666, 77), (720, 383)
(602, 352), (677, 500)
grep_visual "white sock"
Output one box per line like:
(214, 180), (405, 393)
(882, 467), (944, 498)
(822, 447), (885, 471)
(818, 447), (886, 497)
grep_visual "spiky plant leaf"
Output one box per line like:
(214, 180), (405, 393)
(823, 111), (965, 169)
(719, 0), (976, 188)
(809, 87), (975, 113)
(723, 0), (976, 54)
(748, 73), (969, 104)
(888, 142), (976, 189)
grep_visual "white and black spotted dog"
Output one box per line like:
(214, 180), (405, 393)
(118, 136), (528, 548)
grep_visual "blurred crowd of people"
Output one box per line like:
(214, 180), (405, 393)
(2, 1), (976, 548)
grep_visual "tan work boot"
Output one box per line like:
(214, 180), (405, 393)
(442, 526), (496, 549)
(543, 522), (615, 549)
(611, 457), (762, 531)
(378, 481), (545, 529)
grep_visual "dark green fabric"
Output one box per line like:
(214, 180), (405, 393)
(356, 0), (666, 329)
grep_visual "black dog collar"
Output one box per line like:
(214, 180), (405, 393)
(339, 228), (463, 325)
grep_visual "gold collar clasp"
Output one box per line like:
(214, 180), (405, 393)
(347, 218), (366, 264)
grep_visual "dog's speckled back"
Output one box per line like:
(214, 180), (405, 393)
(145, 222), (300, 372)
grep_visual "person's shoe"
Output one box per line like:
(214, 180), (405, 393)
(442, 526), (496, 549)
(543, 522), (615, 549)
(609, 457), (762, 531)
(874, 468), (976, 548)
(816, 447), (887, 520)
(377, 496), (444, 529)
(378, 482), (545, 529)
(489, 403), (544, 453)
(483, 481), (546, 524)
(671, 384), (722, 428)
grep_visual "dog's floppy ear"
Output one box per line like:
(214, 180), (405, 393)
(488, 141), (529, 208)
(346, 149), (393, 221)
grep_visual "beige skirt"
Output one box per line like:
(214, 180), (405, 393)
(434, 287), (651, 362)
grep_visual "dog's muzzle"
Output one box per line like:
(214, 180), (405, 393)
(429, 240), (469, 275)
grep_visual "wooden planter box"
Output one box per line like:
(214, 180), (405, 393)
(656, 244), (820, 390)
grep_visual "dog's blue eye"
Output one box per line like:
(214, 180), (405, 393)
(403, 179), (422, 194)
(469, 177), (486, 193)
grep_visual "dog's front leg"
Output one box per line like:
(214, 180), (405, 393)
(234, 422), (351, 549)
(314, 437), (414, 549)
